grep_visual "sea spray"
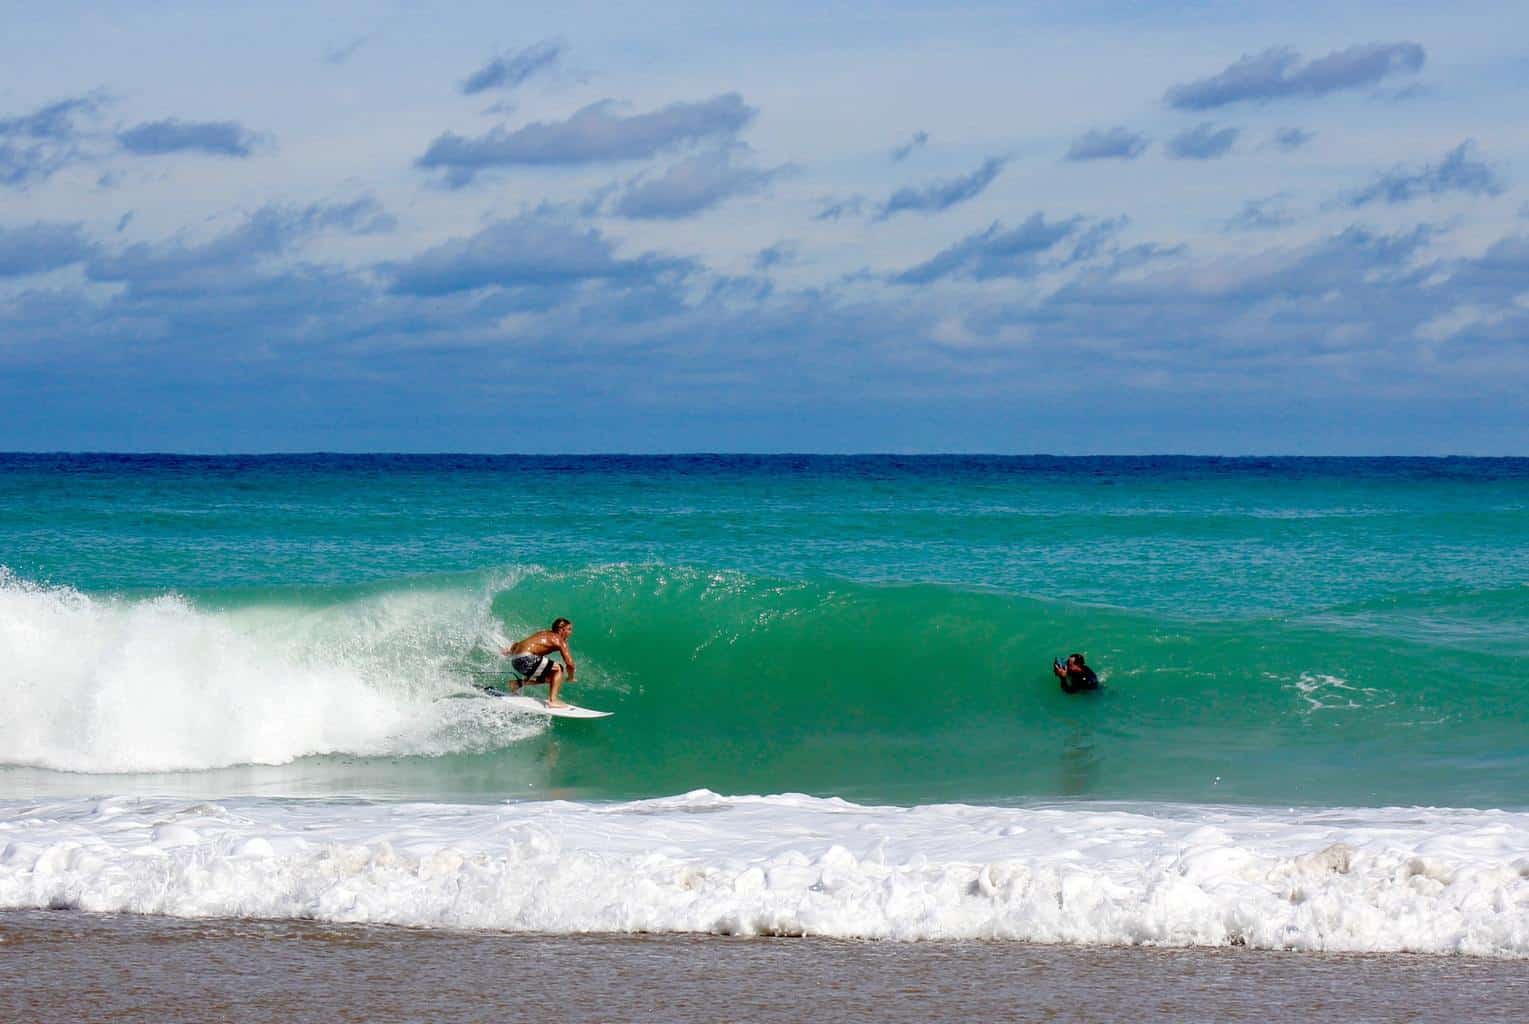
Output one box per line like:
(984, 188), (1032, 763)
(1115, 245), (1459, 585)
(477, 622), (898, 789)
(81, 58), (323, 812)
(0, 572), (541, 772)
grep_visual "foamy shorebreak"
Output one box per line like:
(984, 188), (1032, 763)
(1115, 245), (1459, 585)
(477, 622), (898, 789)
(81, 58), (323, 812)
(3, 792), (1526, 955)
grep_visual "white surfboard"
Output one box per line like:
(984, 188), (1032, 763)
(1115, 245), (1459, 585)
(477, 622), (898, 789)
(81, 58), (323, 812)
(477, 688), (612, 718)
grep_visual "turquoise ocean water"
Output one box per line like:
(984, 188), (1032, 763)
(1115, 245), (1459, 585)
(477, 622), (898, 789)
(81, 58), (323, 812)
(3, 454), (1524, 809)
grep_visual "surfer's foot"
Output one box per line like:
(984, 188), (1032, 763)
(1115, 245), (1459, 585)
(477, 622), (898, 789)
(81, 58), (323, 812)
(509, 680), (523, 694)
(546, 699), (569, 709)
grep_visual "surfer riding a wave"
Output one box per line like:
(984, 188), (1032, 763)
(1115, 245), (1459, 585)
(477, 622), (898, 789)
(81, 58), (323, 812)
(502, 618), (577, 708)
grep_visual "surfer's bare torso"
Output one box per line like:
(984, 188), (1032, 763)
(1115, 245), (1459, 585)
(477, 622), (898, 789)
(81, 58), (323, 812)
(509, 628), (573, 665)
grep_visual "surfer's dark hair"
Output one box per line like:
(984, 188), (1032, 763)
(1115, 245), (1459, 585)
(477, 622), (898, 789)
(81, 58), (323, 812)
(552, 617), (572, 631)
(1069, 653), (1085, 664)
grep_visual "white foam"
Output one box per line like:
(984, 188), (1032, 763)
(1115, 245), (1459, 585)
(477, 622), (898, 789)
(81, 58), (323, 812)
(3, 792), (1526, 955)
(1285, 671), (1395, 712)
(0, 571), (542, 772)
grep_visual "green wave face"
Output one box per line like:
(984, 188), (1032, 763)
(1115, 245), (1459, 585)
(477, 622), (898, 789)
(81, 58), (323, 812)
(489, 565), (1528, 807)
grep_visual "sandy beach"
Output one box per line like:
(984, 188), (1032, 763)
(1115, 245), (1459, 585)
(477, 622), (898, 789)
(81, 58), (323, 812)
(4, 910), (1527, 1023)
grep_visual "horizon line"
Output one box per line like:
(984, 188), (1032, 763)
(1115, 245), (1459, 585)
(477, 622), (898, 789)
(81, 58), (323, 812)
(2, 451), (1523, 460)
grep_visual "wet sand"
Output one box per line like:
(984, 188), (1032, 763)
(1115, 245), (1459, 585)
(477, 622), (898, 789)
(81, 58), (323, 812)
(2, 910), (1526, 1023)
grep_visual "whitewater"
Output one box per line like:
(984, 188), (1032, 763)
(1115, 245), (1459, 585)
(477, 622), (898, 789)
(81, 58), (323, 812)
(0, 569), (535, 773)
(4, 793), (1527, 954)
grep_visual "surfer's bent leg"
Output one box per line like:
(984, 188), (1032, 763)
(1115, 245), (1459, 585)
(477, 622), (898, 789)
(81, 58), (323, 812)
(546, 664), (568, 707)
(508, 652), (549, 694)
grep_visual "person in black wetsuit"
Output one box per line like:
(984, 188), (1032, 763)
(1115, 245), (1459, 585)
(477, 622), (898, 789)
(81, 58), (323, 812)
(1053, 653), (1100, 694)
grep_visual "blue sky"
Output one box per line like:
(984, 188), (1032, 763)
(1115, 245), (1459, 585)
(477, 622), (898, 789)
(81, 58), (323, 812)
(1, 0), (1525, 453)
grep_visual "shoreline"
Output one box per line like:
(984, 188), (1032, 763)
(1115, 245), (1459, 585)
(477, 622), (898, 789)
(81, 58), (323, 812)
(4, 911), (1527, 1023)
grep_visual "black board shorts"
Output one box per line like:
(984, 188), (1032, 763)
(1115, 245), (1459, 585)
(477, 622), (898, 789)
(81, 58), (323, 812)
(509, 653), (553, 681)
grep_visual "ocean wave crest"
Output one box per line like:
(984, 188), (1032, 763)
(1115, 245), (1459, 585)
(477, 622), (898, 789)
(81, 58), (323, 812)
(0, 570), (539, 772)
